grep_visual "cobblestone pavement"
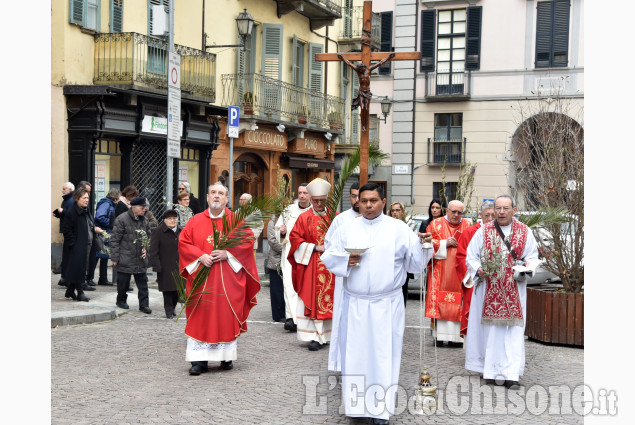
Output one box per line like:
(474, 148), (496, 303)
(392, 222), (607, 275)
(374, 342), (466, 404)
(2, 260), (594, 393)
(51, 266), (584, 425)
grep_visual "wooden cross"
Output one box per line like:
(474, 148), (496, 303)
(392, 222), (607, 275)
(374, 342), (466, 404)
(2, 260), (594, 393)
(316, 0), (420, 186)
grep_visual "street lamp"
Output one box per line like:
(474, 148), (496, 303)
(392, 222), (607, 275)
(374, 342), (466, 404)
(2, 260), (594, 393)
(204, 8), (255, 49)
(380, 97), (392, 124)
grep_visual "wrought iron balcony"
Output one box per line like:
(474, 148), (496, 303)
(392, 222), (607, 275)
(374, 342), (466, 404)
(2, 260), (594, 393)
(275, 0), (342, 30)
(424, 71), (471, 100)
(93, 33), (217, 100)
(339, 6), (381, 51)
(427, 138), (466, 165)
(221, 73), (345, 131)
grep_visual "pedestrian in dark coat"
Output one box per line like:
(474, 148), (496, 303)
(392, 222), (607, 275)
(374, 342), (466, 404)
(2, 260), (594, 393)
(62, 188), (103, 302)
(115, 185), (139, 217)
(149, 209), (182, 318)
(53, 181), (75, 279)
(266, 214), (285, 322)
(110, 197), (152, 314)
(89, 188), (120, 286)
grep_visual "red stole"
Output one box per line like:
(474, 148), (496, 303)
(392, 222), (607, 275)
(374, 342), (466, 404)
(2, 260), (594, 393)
(481, 219), (528, 326)
(455, 222), (481, 337)
(425, 217), (472, 322)
(287, 209), (336, 320)
(178, 208), (260, 343)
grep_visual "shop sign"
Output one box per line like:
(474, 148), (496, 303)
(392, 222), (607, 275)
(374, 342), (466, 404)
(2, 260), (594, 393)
(142, 115), (183, 136)
(240, 128), (288, 151)
(290, 134), (325, 155)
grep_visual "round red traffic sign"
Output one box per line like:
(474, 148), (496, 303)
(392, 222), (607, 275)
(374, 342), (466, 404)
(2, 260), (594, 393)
(171, 67), (178, 85)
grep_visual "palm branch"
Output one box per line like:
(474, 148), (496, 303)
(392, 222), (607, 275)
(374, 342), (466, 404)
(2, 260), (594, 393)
(319, 144), (389, 233)
(516, 206), (569, 229)
(173, 194), (283, 321)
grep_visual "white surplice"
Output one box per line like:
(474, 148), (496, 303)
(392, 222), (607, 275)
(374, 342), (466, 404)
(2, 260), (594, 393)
(275, 202), (311, 320)
(464, 221), (539, 381)
(321, 214), (431, 421)
(324, 208), (361, 371)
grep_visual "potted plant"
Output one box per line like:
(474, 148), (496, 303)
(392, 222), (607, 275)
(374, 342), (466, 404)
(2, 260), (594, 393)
(298, 104), (310, 125)
(511, 87), (584, 346)
(242, 92), (255, 115)
(328, 111), (341, 130)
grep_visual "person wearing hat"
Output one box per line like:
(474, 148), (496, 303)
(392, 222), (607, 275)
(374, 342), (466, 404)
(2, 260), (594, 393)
(149, 209), (182, 319)
(287, 178), (337, 351)
(110, 196), (153, 314)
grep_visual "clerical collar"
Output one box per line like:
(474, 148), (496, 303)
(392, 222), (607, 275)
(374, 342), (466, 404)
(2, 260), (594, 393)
(208, 208), (225, 219)
(298, 203), (311, 210)
(362, 213), (384, 225)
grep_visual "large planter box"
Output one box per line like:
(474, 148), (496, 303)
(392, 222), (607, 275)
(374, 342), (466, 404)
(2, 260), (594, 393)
(525, 286), (584, 346)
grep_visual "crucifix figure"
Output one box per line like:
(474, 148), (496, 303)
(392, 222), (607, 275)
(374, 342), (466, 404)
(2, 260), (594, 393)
(338, 52), (395, 132)
(316, 1), (421, 186)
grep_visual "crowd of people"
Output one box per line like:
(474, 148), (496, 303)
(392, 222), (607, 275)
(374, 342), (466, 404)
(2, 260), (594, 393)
(53, 177), (538, 425)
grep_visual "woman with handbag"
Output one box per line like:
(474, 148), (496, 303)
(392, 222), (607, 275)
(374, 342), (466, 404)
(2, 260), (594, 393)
(61, 188), (103, 302)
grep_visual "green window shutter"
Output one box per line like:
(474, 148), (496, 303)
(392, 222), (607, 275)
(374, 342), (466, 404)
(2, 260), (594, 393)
(552, 0), (570, 67)
(351, 109), (360, 145)
(70, 0), (84, 26)
(378, 11), (393, 75)
(262, 23), (283, 80)
(111, 0), (123, 33)
(352, 69), (359, 99)
(344, 0), (353, 38)
(420, 9), (436, 72)
(465, 6), (482, 70)
(308, 42), (324, 119)
(535, 1), (553, 68)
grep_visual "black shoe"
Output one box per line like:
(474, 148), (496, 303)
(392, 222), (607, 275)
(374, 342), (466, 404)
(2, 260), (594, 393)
(98, 279), (113, 286)
(448, 341), (463, 348)
(435, 340), (444, 347)
(220, 360), (233, 370)
(58, 279), (68, 287)
(308, 340), (322, 351)
(116, 301), (130, 309)
(76, 292), (90, 302)
(86, 279), (97, 287)
(140, 306), (152, 314)
(284, 319), (297, 332)
(484, 378), (506, 386)
(64, 287), (77, 300)
(127, 287), (134, 292)
(82, 283), (96, 291)
(370, 419), (389, 425)
(505, 380), (521, 390)
(189, 364), (208, 376)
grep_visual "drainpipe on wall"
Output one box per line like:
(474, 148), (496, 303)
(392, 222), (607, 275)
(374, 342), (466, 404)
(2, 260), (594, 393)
(410, 0), (420, 206)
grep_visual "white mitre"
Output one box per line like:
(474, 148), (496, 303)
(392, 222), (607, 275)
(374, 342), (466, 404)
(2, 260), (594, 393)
(306, 178), (331, 197)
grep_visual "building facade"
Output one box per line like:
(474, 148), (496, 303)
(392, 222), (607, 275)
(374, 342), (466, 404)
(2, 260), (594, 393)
(375, 0), (584, 215)
(51, 0), (348, 261)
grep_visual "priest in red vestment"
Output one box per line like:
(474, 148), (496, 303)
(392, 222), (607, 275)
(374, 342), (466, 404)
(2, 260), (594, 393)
(178, 182), (260, 376)
(425, 199), (472, 347)
(455, 201), (495, 338)
(288, 178), (337, 351)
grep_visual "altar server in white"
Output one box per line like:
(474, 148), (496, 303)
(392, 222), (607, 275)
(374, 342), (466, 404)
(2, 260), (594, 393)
(324, 182), (360, 372)
(321, 183), (432, 425)
(464, 195), (539, 390)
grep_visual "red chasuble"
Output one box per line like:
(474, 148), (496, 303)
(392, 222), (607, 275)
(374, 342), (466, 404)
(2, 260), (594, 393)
(455, 222), (481, 337)
(178, 207), (260, 343)
(425, 217), (472, 322)
(287, 209), (336, 320)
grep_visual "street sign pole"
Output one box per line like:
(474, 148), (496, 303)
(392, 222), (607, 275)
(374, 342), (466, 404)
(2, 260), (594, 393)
(227, 106), (239, 207)
(166, 1), (178, 205)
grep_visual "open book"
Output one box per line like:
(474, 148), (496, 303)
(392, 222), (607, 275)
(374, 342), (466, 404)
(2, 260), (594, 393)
(512, 259), (544, 274)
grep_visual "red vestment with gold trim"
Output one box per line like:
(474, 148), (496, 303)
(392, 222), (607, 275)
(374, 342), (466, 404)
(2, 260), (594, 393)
(287, 209), (336, 320)
(178, 208), (260, 343)
(425, 217), (472, 322)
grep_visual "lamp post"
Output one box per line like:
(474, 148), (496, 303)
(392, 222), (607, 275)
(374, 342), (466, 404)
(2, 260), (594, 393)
(380, 96), (392, 124)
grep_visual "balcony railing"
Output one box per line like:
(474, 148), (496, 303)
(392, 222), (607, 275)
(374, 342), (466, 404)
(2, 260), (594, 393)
(339, 6), (381, 50)
(93, 32), (217, 100)
(424, 71), (471, 99)
(221, 73), (345, 130)
(427, 138), (466, 165)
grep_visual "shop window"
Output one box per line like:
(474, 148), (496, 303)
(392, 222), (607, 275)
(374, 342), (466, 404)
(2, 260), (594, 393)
(94, 140), (122, 209)
(178, 147), (200, 199)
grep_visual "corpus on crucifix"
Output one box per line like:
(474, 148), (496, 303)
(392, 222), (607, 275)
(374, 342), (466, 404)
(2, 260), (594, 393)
(316, 1), (420, 185)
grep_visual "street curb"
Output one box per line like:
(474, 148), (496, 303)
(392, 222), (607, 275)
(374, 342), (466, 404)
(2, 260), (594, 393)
(51, 307), (117, 328)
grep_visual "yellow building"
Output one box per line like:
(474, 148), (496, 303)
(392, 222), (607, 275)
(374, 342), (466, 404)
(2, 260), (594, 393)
(51, 0), (350, 264)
